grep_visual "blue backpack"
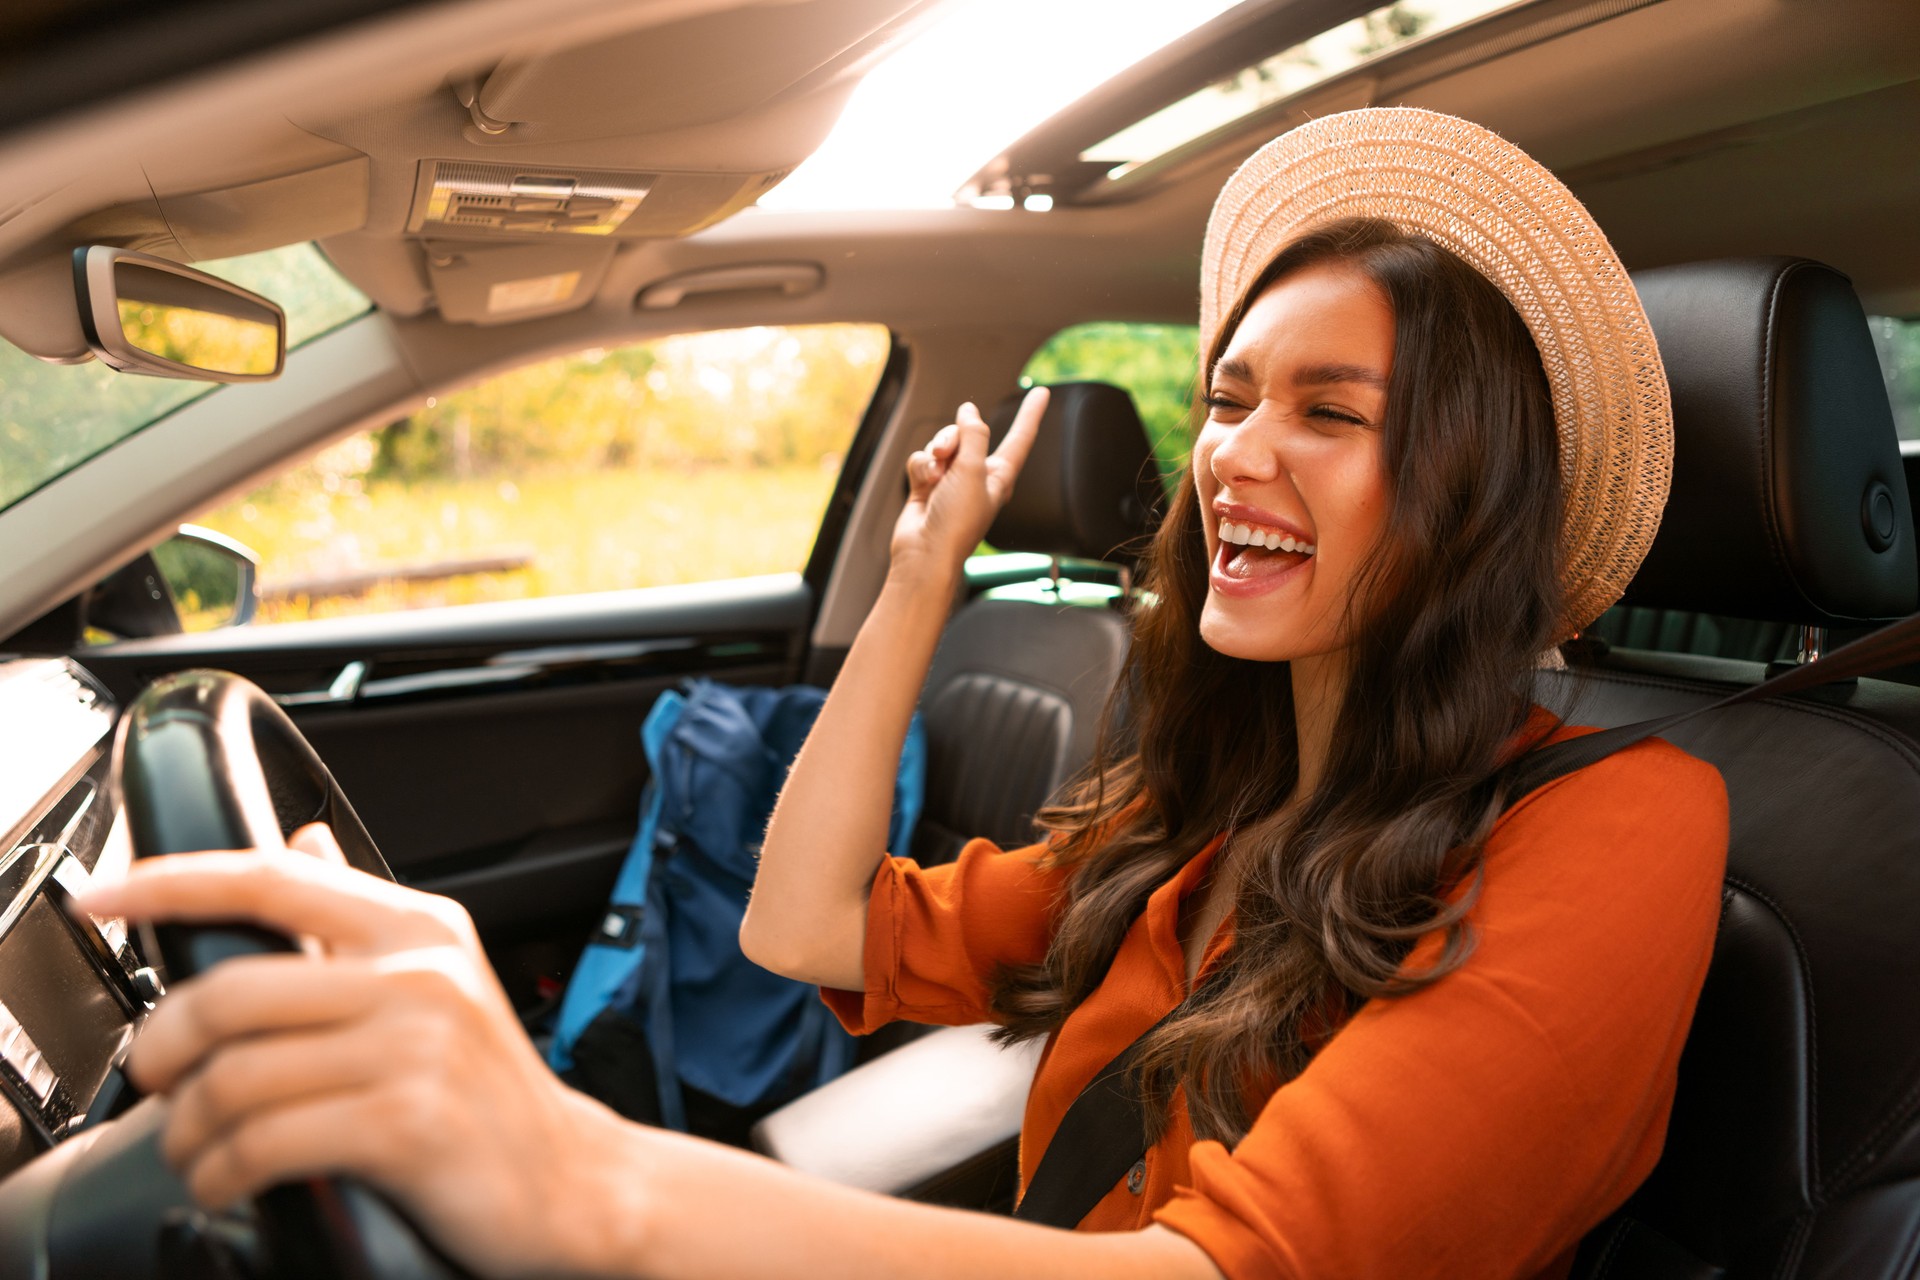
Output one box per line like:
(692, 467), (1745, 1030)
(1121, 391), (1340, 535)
(547, 678), (926, 1132)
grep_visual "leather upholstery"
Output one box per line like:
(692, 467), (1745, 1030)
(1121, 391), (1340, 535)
(1547, 662), (1920, 1280)
(911, 598), (1125, 864)
(1622, 258), (1917, 625)
(983, 381), (1164, 565)
(1560, 261), (1920, 1278)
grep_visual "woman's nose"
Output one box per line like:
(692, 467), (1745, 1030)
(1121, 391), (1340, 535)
(1208, 413), (1284, 487)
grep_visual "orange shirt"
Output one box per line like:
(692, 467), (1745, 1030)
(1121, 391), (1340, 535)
(822, 710), (1728, 1279)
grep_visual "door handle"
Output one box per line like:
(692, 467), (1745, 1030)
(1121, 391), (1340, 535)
(272, 660), (367, 708)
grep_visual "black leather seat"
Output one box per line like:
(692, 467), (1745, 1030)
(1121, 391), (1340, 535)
(908, 381), (1162, 864)
(1553, 259), (1920, 1278)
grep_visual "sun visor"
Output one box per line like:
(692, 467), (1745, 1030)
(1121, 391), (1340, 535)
(155, 157), (370, 261)
(423, 239), (615, 325)
(471, 0), (930, 138)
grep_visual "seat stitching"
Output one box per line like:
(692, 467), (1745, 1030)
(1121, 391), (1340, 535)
(1590, 1216), (1630, 1277)
(1772, 1210), (1816, 1280)
(1725, 875), (1824, 1201)
(1826, 1046), (1920, 1195)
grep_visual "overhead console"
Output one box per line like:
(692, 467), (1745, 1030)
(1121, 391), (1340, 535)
(320, 0), (948, 325)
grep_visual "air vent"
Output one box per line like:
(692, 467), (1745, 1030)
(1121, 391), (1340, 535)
(410, 161), (653, 238)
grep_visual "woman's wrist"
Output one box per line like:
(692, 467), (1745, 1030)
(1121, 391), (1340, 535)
(544, 1092), (664, 1280)
(878, 556), (962, 612)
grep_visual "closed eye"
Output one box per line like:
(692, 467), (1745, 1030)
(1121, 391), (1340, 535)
(1309, 405), (1369, 426)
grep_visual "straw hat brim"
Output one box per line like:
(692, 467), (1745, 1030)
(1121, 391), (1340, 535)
(1200, 107), (1672, 633)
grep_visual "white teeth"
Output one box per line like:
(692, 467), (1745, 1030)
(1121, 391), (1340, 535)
(1218, 516), (1315, 555)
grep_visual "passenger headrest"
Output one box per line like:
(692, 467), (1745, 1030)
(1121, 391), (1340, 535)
(1621, 258), (1916, 626)
(984, 381), (1165, 564)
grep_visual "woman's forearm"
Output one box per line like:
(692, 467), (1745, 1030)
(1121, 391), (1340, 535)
(742, 567), (956, 989)
(743, 390), (1048, 992)
(572, 1116), (1222, 1280)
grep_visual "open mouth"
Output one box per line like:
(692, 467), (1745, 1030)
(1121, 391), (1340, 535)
(1215, 519), (1314, 582)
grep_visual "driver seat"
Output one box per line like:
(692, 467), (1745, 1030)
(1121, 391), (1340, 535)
(1557, 258), (1920, 1277)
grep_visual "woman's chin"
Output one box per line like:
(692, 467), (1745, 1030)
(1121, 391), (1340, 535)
(1198, 599), (1297, 663)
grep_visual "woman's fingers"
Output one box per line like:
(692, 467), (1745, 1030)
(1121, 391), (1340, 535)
(126, 953), (385, 1094)
(288, 821), (349, 865)
(162, 1017), (393, 1168)
(985, 386), (1049, 499)
(78, 846), (472, 957)
(179, 1083), (414, 1209)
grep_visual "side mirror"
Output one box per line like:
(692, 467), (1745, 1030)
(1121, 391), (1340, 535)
(88, 527), (260, 641)
(151, 525), (260, 630)
(73, 246), (285, 382)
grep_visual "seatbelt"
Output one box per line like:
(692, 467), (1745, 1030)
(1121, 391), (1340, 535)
(1013, 609), (1920, 1230)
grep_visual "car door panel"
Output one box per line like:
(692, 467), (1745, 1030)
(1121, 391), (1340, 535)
(73, 574), (812, 992)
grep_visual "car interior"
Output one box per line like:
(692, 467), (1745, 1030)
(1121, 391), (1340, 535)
(1, 0), (1919, 1275)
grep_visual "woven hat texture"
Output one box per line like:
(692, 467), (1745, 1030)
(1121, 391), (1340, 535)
(1200, 106), (1672, 632)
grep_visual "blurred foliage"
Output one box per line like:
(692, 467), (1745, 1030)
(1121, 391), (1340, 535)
(1869, 316), (1920, 441)
(191, 324), (889, 624)
(117, 299), (279, 376)
(368, 324), (889, 481)
(151, 536), (248, 631)
(0, 243), (369, 510)
(1021, 321), (1200, 486)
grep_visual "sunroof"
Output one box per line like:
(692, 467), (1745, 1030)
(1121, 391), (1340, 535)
(1082, 0), (1520, 178)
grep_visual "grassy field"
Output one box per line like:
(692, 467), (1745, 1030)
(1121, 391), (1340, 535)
(195, 463), (839, 624)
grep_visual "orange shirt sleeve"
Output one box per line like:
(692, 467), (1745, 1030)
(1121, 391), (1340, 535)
(1154, 739), (1729, 1280)
(822, 837), (1072, 1033)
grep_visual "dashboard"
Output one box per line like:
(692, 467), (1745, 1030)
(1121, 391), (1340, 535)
(0, 658), (151, 1181)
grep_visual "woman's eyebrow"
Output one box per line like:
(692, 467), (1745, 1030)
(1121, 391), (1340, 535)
(1208, 355), (1257, 388)
(1293, 361), (1387, 390)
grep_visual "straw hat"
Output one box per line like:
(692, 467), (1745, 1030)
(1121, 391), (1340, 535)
(1200, 106), (1672, 632)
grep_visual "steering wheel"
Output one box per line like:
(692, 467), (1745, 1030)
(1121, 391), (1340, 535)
(0, 671), (473, 1280)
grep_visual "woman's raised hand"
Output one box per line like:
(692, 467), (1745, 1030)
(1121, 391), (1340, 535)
(77, 826), (634, 1280)
(890, 386), (1049, 584)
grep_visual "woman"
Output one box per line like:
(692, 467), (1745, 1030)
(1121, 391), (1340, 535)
(84, 109), (1727, 1279)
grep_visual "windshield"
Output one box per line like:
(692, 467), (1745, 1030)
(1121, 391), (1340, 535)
(0, 242), (371, 512)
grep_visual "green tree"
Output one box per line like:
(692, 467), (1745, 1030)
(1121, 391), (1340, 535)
(1022, 322), (1200, 486)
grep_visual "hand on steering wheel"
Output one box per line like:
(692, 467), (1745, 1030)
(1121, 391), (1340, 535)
(81, 823), (635, 1280)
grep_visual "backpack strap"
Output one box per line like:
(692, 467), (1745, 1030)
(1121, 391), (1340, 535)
(1013, 611), (1920, 1229)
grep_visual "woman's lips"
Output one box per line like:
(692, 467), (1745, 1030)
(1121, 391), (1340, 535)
(1209, 537), (1311, 599)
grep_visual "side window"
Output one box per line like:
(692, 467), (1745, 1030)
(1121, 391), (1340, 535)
(190, 324), (889, 624)
(1869, 315), (1920, 441)
(1020, 321), (1200, 488)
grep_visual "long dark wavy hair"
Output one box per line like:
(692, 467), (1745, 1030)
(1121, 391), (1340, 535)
(986, 216), (1566, 1146)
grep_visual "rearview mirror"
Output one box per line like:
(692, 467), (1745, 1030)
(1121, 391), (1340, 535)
(73, 245), (285, 382)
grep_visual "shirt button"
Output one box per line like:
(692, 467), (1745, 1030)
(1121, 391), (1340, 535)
(1126, 1159), (1146, 1195)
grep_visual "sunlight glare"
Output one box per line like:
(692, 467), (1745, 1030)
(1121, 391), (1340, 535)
(757, 0), (1244, 211)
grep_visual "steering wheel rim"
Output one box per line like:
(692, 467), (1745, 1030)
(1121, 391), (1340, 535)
(105, 669), (468, 1280)
(116, 668), (392, 879)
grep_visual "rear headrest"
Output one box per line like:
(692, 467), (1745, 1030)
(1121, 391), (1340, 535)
(984, 381), (1164, 564)
(1621, 258), (1916, 627)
